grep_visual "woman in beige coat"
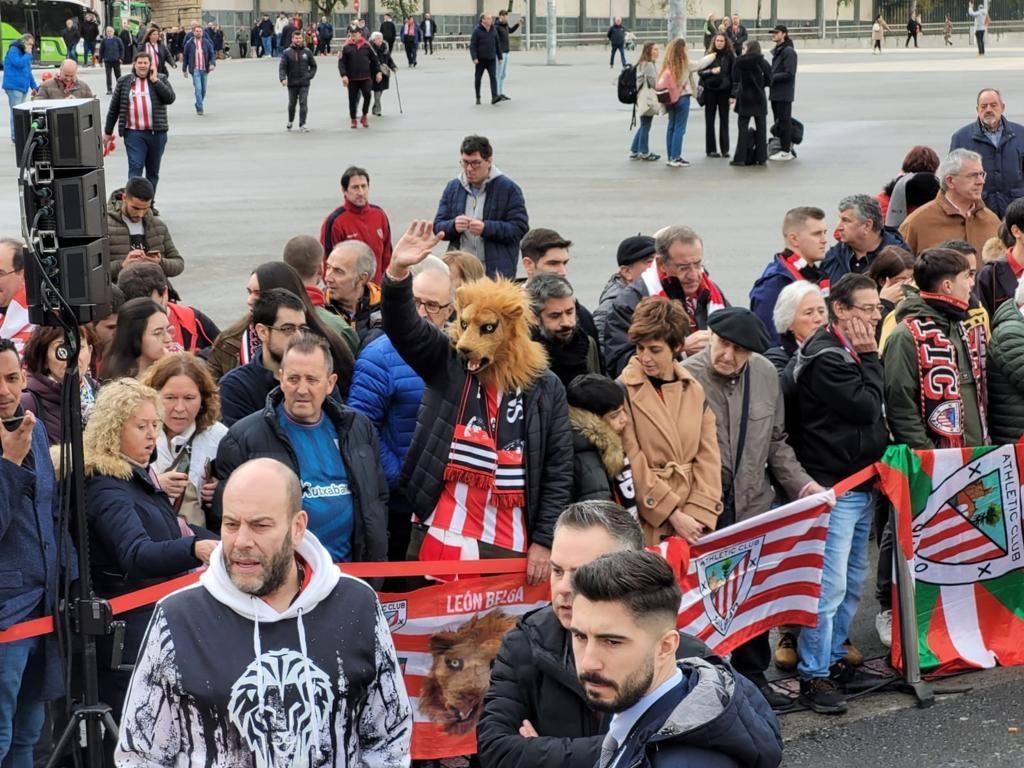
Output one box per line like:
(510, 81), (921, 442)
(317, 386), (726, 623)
(871, 14), (891, 54)
(618, 296), (723, 545)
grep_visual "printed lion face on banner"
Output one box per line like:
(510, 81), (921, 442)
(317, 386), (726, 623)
(418, 609), (517, 735)
(448, 278), (547, 393)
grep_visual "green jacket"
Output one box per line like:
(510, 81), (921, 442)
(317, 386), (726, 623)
(884, 292), (985, 448)
(986, 298), (1024, 444)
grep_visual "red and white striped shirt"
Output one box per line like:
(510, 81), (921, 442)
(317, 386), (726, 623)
(194, 42), (205, 71)
(127, 78), (153, 130)
(146, 42), (159, 70)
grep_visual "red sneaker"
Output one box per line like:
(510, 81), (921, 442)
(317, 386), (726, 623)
(360, 114), (369, 128)
(350, 119), (358, 129)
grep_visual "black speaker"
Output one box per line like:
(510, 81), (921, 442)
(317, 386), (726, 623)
(14, 99), (102, 169)
(21, 168), (107, 240)
(25, 239), (112, 325)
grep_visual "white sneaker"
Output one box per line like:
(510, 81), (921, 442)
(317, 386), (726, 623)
(875, 609), (893, 648)
(769, 150), (795, 161)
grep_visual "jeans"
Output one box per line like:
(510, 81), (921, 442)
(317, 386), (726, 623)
(496, 54), (509, 95)
(610, 43), (626, 67)
(666, 95), (691, 161)
(631, 114), (653, 155)
(771, 99), (793, 152)
(475, 58), (497, 101)
(976, 30), (986, 54)
(191, 70), (208, 111)
(104, 61), (121, 92)
(0, 636), (47, 768)
(704, 89), (730, 155)
(5, 89), (27, 140)
(66, 49), (77, 63)
(123, 129), (168, 192)
(347, 79), (371, 119)
(262, 35), (274, 57)
(403, 37), (418, 66)
(797, 491), (874, 679)
(287, 85), (308, 124)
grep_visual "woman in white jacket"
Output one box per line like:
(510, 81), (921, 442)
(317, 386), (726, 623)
(630, 42), (662, 161)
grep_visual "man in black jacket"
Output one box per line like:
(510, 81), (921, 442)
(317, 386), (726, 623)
(477, 502), (710, 768)
(382, 220), (572, 585)
(61, 18), (80, 62)
(279, 29), (317, 131)
(214, 332), (388, 561)
(768, 25), (798, 162)
(470, 14), (502, 106)
(338, 24), (382, 129)
(606, 17), (627, 68)
(420, 12), (437, 54)
(790, 273), (888, 715)
(81, 11), (100, 65)
(380, 13), (397, 50)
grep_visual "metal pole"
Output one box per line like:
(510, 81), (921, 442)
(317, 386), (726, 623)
(893, 512), (935, 708)
(546, 0), (556, 64)
(668, 0), (686, 39)
(525, 0), (532, 50)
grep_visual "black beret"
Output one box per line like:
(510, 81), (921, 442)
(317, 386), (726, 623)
(616, 235), (657, 267)
(708, 307), (771, 354)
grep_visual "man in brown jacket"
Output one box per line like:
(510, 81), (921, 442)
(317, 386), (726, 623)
(33, 59), (95, 99)
(683, 306), (825, 709)
(899, 148), (1001, 255)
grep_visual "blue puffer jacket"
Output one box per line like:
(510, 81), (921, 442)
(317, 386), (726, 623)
(950, 118), (1024, 218)
(346, 333), (424, 488)
(433, 171), (529, 278)
(749, 257), (796, 347)
(2, 40), (38, 93)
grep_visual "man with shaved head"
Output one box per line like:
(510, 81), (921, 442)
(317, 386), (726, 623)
(116, 457), (412, 766)
(33, 58), (94, 99)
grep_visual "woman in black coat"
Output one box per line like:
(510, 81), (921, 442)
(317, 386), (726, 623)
(84, 379), (217, 723)
(730, 40), (772, 166)
(140, 26), (175, 76)
(369, 32), (397, 116)
(700, 32), (735, 158)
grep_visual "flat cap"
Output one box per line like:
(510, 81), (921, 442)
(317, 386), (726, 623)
(616, 235), (657, 267)
(708, 307), (771, 354)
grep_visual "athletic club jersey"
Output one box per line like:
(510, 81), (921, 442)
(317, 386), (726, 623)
(426, 386), (527, 552)
(127, 78), (153, 130)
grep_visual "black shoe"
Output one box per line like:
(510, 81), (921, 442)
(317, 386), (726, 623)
(798, 677), (848, 714)
(760, 683), (795, 712)
(491, 96), (501, 105)
(476, 96), (481, 105)
(729, 160), (745, 166)
(499, 94), (510, 101)
(829, 659), (893, 694)
(707, 151), (721, 158)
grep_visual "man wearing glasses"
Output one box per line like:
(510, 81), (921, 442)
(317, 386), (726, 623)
(218, 288), (311, 426)
(348, 256), (453, 563)
(899, 149), (1000, 256)
(434, 134), (529, 279)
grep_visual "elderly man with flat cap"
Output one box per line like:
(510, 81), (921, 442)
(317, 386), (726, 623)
(683, 306), (824, 708)
(593, 235), (657, 338)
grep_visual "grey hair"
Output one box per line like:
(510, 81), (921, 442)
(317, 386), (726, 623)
(773, 280), (823, 334)
(330, 240), (377, 281)
(837, 194), (883, 233)
(526, 272), (574, 316)
(370, 31), (383, 41)
(938, 148), (983, 192)
(412, 255), (455, 301)
(654, 225), (703, 260)
(554, 501), (644, 551)
(283, 331), (334, 376)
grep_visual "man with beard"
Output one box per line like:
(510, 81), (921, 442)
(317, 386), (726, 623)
(214, 334), (387, 561)
(116, 458), (410, 766)
(218, 288), (307, 426)
(526, 274), (600, 387)
(570, 551), (782, 768)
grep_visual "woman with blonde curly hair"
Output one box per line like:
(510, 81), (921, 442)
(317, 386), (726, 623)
(84, 378), (217, 722)
(655, 37), (714, 167)
(141, 352), (227, 528)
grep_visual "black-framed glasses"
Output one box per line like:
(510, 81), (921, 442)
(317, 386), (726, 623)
(415, 299), (452, 315)
(460, 159), (487, 169)
(269, 323), (310, 334)
(0, 267), (23, 278)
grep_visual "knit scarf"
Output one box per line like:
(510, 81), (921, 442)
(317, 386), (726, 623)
(903, 292), (989, 448)
(444, 375), (526, 511)
(612, 456), (638, 520)
(239, 323), (259, 366)
(777, 250), (830, 296)
(639, 262), (726, 330)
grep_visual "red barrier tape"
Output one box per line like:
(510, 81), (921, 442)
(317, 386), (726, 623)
(0, 466), (883, 647)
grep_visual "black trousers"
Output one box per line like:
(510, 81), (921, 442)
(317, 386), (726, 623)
(287, 84), (308, 125)
(875, 499), (895, 611)
(424, 36), (434, 54)
(704, 89), (730, 155)
(104, 61), (121, 92)
(731, 631), (772, 687)
(771, 99), (793, 152)
(873, 39), (882, 51)
(475, 57), (497, 100)
(976, 30), (986, 54)
(735, 113), (767, 164)
(905, 30), (918, 47)
(238, 42), (248, 58)
(347, 79), (372, 118)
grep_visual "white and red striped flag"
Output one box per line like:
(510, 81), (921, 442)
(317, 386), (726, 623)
(677, 491), (835, 655)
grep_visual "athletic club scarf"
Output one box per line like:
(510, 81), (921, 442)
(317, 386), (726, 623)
(904, 293), (989, 448)
(239, 323), (259, 366)
(777, 250), (830, 296)
(612, 456), (638, 520)
(444, 376), (526, 511)
(639, 262), (726, 329)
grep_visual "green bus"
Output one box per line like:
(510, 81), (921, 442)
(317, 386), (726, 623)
(106, 0), (150, 38)
(1, 0), (87, 65)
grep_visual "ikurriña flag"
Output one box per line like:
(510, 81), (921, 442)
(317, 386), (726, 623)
(877, 444), (1024, 674)
(677, 491), (835, 655)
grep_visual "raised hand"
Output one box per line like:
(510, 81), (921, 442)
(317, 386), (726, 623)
(387, 220), (444, 280)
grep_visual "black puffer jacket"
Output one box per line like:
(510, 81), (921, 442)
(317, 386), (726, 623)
(381, 273), (572, 548)
(731, 52), (771, 117)
(104, 72), (176, 136)
(769, 38), (797, 102)
(337, 37), (380, 80)
(212, 387), (389, 562)
(278, 43), (317, 86)
(987, 297), (1024, 444)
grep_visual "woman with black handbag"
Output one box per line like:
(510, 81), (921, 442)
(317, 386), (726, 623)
(700, 33), (735, 158)
(730, 40), (771, 166)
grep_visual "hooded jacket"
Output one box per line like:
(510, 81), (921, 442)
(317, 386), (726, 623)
(884, 291), (986, 448)
(106, 188), (185, 279)
(768, 38), (796, 102)
(730, 52), (771, 117)
(987, 296), (1024, 444)
(2, 40), (38, 93)
(748, 252), (828, 346)
(605, 658), (783, 768)
(114, 531), (413, 766)
(569, 406), (627, 503)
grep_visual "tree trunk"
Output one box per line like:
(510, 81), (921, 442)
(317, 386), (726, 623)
(668, 0), (686, 40)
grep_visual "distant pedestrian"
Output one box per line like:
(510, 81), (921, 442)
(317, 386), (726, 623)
(3, 35), (38, 141)
(494, 9), (521, 100)
(259, 15), (275, 58)
(236, 25), (249, 58)
(700, 33), (735, 158)
(655, 37), (714, 167)
(380, 13), (397, 51)
(703, 13), (718, 51)
(871, 15), (891, 54)
(82, 11), (100, 66)
(905, 14), (921, 47)
(969, 2), (988, 55)
(279, 29), (316, 131)
(726, 13), (749, 49)
(944, 15), (954, 45)
(470, 13), (501, 105)
(730, 40), (771, 166)
(421, 12), (437, 55)
(61, 18), (81, 62)
(274, 12), (288, 54)
(607, 16), (627, 68)
(629, 42), (661, 162)
(338, 24), (382, 129)
(368, 33), (396, 116)
(141, 26), (174, 76)
(99, 26), (125, 94)
(768, 25), (797, 162)
(182, 26), (215, 115)
(401, 16), (420, 67)
(118, 20), (135, 62)
(316, 15), (333, 54)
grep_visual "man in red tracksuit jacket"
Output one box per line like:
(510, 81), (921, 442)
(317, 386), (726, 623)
(320, 165), (393, 282)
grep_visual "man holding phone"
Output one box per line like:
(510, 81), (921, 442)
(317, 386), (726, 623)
(103, 50), (176, 194)
(106, 177), (185, 281)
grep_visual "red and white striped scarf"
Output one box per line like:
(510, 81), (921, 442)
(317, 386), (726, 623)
(639, 261), (726, 329)
(0, 286), (33, 355)
(777, 250), (830, 296)
(127, 77), (153, 130)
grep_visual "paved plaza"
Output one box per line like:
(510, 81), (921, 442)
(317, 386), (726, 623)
(2, 39), (1024, 761)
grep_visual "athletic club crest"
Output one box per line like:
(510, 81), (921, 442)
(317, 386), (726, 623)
(912, 446), (1024, 585)
(697, 538), (762, 635)
(381, 600), (408, 631)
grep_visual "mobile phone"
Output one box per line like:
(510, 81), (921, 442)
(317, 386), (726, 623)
(146, 250), (161, 259)
(2, 415), (25, 431)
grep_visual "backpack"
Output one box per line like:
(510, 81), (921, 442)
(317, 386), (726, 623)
(617, 63), (638, 104)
